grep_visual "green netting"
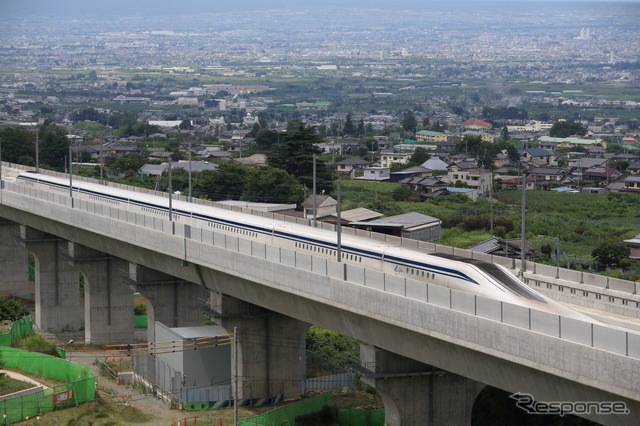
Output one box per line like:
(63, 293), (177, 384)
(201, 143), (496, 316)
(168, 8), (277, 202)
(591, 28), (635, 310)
(337, 408), (385, 426)
(0, 317), (33, 347)
(134, 315), (148, 329)
(239, 394), (333, 426)
(0, 347), (96, 424)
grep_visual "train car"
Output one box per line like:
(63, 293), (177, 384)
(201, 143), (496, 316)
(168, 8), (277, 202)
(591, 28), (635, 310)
(16, 171), (594, 321)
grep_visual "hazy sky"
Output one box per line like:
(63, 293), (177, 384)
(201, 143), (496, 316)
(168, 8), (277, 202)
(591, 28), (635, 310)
(2, 0), (639, 17)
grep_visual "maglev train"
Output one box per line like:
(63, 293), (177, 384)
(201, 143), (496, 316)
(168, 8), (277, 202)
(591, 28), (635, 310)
(15, 170), (593, 321)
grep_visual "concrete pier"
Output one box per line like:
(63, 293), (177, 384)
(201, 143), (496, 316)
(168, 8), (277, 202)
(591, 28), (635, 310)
(360, 345), (485, 425)
(66, 243), (134, 344)
(0, 220), (32, 299)
(218, 295), (308, 400)
(127, 264), (206, 344)
(19, 226), (83, 333)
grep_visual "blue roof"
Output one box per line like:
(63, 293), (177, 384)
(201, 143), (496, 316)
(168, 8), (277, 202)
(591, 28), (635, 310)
(519, 148), (552, 156)
(446, 187), (475, 193)
(551, 186), (578, 192)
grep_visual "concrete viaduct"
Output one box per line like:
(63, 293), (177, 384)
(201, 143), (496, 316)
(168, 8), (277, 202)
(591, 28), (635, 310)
(0, 166), (639, 425)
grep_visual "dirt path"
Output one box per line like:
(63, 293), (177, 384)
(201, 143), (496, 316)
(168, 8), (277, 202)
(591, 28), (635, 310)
(66, 349), (183, 425)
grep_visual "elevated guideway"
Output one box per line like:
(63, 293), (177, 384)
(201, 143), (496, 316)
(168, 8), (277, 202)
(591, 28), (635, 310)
(1, 164), (639, 425)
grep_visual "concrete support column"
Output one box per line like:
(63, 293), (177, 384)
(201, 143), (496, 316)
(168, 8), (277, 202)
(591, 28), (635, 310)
(66, 243), (134, 344)
(0, 220), (32, 299)
(128, 264), (206, 344)
(361, 345), (485, 426)
(219, 295), (308, 401)
(20, 226), (83, 333)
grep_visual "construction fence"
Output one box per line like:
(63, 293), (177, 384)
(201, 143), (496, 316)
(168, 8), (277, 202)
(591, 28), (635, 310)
(0, 347), (95, 425)
(0, 316), (33, 347)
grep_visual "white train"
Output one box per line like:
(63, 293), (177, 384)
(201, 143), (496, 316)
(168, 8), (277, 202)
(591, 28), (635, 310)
(15, 170), (592, 320)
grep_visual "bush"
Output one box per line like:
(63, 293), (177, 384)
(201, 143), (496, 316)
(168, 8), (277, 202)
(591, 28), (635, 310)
(0, 298), (30, 322)
(15, 334), (61, 358)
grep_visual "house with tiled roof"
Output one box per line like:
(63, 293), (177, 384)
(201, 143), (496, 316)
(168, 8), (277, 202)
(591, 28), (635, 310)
(519, 148), (556, 165)
(461, 120), (491, 131)
(335, 157), (369, 175)
(581, 166), (622, 185)
(527, 167), (566, 186)
(621, 176), (640, 193)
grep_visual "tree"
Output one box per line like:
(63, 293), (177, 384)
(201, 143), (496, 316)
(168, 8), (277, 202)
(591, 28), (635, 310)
(549, 121), (586, 138)
(501, 126), (510, 141)
(267, 122), (334, 192)
(407, 147), (429, 167)
(343, 114), (355, 136)
(38, 123), (70, 169)
(179, 119), (193, 130)
(195, 162), (249, 200)
(401, 110), (417, 135)
(243, 167), (301, 203)
(254, 128), (281, 151)
(592, 242), (629, 268)
(0, 298), (30, 322)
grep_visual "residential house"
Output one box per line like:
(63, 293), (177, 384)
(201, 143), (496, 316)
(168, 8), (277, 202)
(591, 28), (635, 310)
(355, 167), (391, 181)
(415, 130), (448, 143)
(527, 167), (566, 187)
(520, 148), (555, 166)
(324, 207), (383, 226)
(349, 212), (442, 242)
(102, 141), (141, 157)
(420, 157), (449, 171)
(569, 158), (608, 174)
(468, 237), (537, 260)
(582, 167), (623, 185)
(335, 158), (369, 175)
(390, 166), (432, 183)
(627, 161), (640, 175)
(379, 149), (412, 168)
(400, 176), (449, 197)
(623, 234), (640, 259)
(303, 194), (337, 220)
(499, 176), (536, 190)
(621, 176), (640, 193)
(445, 163), (492, 195)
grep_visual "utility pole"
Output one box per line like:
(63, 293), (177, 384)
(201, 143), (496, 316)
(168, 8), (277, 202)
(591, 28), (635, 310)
(35, 127), (39, 173)
(188, 139), (192, 203)
(312, 154), (317, 227)
(233, 327), (239, 426)
(520, 146), (527, 276)
(336, 178), (342, 262)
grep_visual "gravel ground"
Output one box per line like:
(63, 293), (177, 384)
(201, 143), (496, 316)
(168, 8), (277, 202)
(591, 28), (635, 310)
(66, 349), (184, 426)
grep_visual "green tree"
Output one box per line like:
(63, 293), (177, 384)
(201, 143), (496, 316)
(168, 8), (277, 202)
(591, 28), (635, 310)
(38, 123), (70, 169)
(179, 119), (193, 130)
(549, 121), (587, 138)
(267, 122), (334, 192)
(501, 126), (510, 141)
(0, 127), (36, 165)
(592, 242), (630, 268)
(407, 147), (430, 167)
(306, 326), (360, 367)
(111, 154), (146, 175)
(243, 167), (301, 203)
(343, 114), (355, 136)
(254, 128), (281, 151)
(0, 298), (30, 321)
(402, 110), (417, 135)
(195, 162), (249, 200)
